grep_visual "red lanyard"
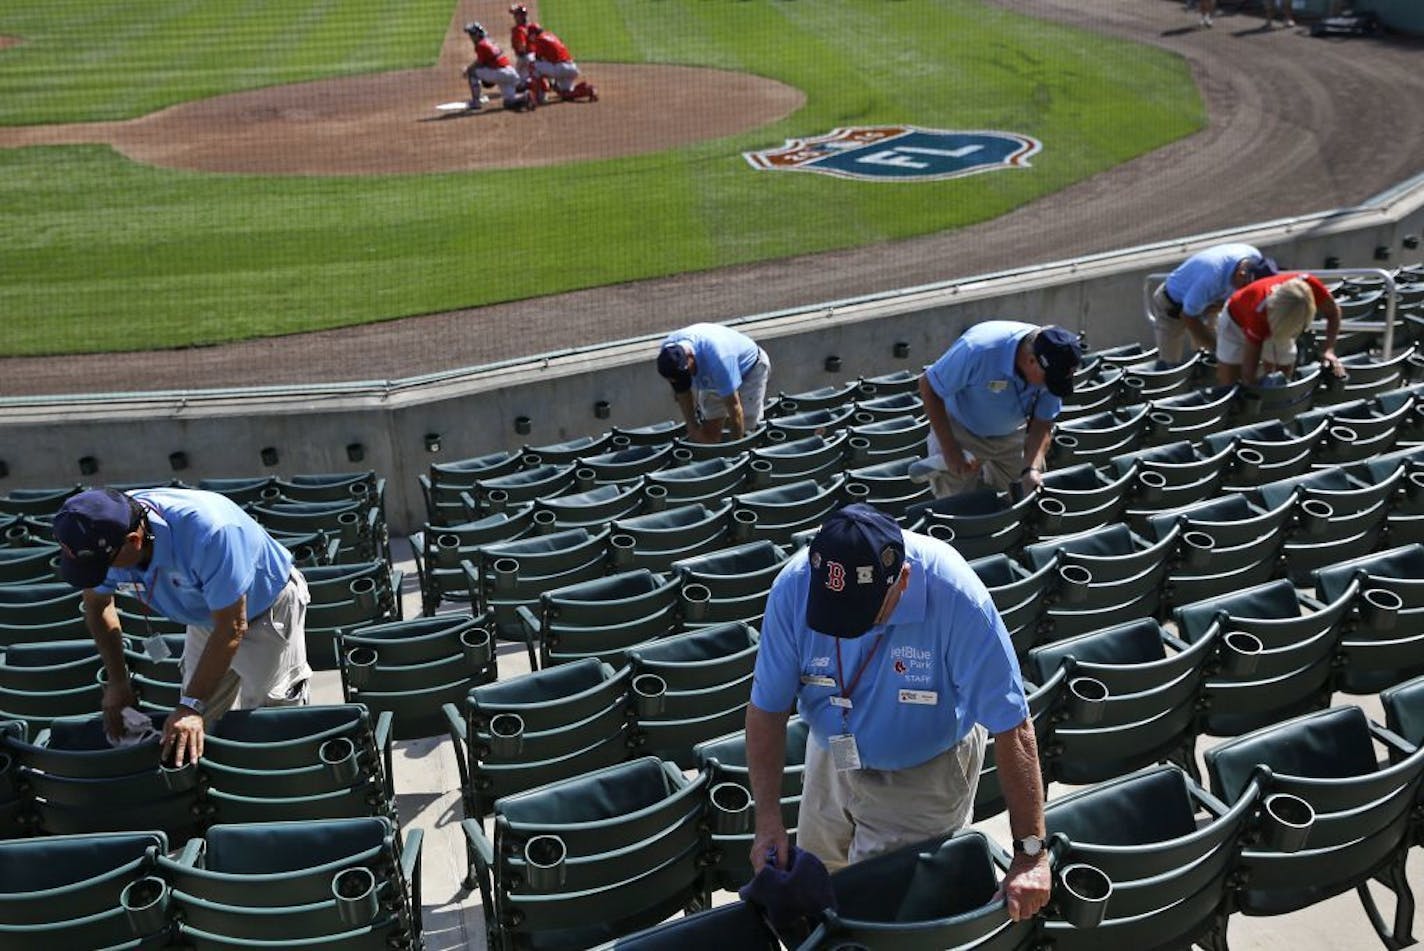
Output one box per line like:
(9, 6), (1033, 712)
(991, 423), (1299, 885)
(834, 633), (885, 710)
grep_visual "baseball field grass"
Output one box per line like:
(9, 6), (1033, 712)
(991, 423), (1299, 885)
(0, 0), (1204, 357)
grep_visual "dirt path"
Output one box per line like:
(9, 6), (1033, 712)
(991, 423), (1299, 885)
(4, 0), (1423, 393)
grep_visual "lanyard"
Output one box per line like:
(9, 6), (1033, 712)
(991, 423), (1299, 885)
(833, 633), (885, 727)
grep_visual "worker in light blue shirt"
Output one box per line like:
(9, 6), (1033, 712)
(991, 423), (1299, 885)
(745, 505), (1050, 921)
(1150, 243), (1277, 365)
(657, 323), (771, 443)
(55, 487), (311, 767)
(916, 320), (1082, 498)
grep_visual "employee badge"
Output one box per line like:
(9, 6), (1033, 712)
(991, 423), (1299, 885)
(987, 379), (1008, 392)
(829, 733), (862, 771)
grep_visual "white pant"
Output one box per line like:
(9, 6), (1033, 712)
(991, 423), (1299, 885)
(181, 572), (312, 722)
(534, 59), (580, 92)
(696, 348), (771, 430)
(796, 726), (985, 871)
(471, 64), (522, 105)
(1217, 314), (1296, 369)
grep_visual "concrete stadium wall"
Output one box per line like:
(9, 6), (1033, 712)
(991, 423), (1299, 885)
(3, 173), (1422, 535)
(1357, 0), (1424, 34)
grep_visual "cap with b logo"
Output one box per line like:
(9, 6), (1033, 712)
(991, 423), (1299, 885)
(805, 503), (905, 639)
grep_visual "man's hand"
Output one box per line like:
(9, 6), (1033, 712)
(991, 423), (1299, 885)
(945, 447), (981, 477)
(999, 851), (1052, 921)
(102, 679), (138, 740)
(162, 706), (206, 767)
(1322, 350), (1345, 378)
(1019, 467), (1044, 495)
(750, 824), (790, 874)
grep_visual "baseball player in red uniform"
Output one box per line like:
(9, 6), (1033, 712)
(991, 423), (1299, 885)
(528, 24), (598, 103)
(509, 5), (535, 84)
(463, 22), (536, 112)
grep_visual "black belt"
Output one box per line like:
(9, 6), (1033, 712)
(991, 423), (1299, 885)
(1160, 287), (1183, 318)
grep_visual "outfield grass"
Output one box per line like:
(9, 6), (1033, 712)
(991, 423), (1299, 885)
(0, 0), (1204, 356)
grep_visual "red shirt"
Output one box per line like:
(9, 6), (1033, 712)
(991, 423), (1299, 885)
(1226, 272), (1332, 344)
(511, 23), (531, 55)
(532, 32), (572, 63)
(473, 38), (511, 69)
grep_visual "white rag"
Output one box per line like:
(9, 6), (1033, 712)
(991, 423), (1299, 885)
(108, 706), (161, 748)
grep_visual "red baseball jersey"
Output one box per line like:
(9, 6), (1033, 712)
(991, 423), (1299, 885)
(511, 23), (532, 56)
(1226, 272), (1332, 344)
(532, 32), (572, 62)
(473, 38), (511, 69)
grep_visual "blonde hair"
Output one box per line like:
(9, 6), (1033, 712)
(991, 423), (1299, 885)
(1264, 278), (1316, 344)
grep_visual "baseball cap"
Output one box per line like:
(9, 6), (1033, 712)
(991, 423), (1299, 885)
(805, 504), (905, 639)
(53, 488), (135, 589)
(1033, 326), (1084, 399)
(1247, 256), (1280, 282)
(657, 341), (693, 393)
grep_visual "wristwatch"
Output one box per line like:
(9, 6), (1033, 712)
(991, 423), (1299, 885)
(1013, 834), (1045, 857)
(178, 695), (207, 716)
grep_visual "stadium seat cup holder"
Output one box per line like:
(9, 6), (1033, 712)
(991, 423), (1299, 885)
(333, 866), (379, 927)
(1066, 677), (1109, 725)
(461, 627), (494, 669)
(847, 436), (871, 465)
(1181, 531), (1215, 571)
(609, 534), (637, 569)
(1220, 630), (1264, 678)
(1056, 563), (1093, 606)
(320, 736), (360, 787)
(4, 524), (29, 545)
(844, 482), (871, 504)
(488, 712), (525, 759)
(120, 876), (170, 936)
(158, 756), (199, 793)
(633, 674), (667, 719)
(681, 583), (711, 623)
(671, 447), (695, 465)
(1234, 447), (1265, 481)
(532, 509), (558, 536)
(1259, 793), (1315, 853)
(731, 509), (758, 543)
(1036, 496), (1067, 534)
(1148, 411), (1174, 440)
(574, 468), (597, 493)
(1055, 863), (1112, 929)
(748, 459), (775, 489)
(1359, 587), (1403, 631)
(643, 484), (669, 513)
(259, 485), (283, 502)
(345, 646), (379, 690)
(492, 557), (521, 595)
(1326, 425), (1358, 451)
(710, 782), (754, 836)
(486, 488), (511, 515)
(926, 523), (956, 545)
(433, 534), (463, 570)
(1299, 498), (1335, 537)
(1137, 469), (1168, 504)
(349, 577), (379, 614)
(524, 834), (568, 892)
(1404, 471), (1424, 506)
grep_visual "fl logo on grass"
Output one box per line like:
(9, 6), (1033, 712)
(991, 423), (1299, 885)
(744, 127), (1041, 182)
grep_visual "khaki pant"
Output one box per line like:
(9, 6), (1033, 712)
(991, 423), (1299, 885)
(181, 572), (312, 724)
(925, 417), (1025, 497)
(795, 726), (986, 871)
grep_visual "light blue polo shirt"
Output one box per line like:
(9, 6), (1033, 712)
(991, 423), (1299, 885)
(750, 531), (1028, 771)
(664, 323), (761, 398)
(925, 320), (1061, 438)
(1164, 243), (1261, 319)
(95, 489), (294, 625)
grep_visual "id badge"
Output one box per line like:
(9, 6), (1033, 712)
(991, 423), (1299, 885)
(829, 733), (862, 772)
(144, 635), (172, 662)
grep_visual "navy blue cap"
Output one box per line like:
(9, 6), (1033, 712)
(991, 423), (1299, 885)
(1033, 326), (1084, 399)
(805, 504), (904, 639)
(53, 488), (135, 589)
(657, 342), (693, 392)
(1248, 256), (1280, 282)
